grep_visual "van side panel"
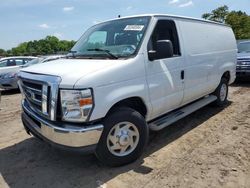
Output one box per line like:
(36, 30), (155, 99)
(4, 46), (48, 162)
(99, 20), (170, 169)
(178, 20), (237, 104)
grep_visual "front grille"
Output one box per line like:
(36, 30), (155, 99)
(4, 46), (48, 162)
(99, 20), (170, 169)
(237, 58), (250, 71)
(237, 65), (250, 69)
(237, 58), (250, 62)
(18, 71), (61, 121)
(22, 80), (45, 113)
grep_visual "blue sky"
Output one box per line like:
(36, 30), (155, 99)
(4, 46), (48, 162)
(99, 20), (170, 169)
(0, 0), (250, 50)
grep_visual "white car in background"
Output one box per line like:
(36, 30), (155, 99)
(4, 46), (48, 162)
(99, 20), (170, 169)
(23, 55), (65, 68)
(0, 56), (36, 75)
(0, 55), (64, 90)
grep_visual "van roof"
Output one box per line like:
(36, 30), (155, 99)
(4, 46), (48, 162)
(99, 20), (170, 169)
(104, 14), (230, 27)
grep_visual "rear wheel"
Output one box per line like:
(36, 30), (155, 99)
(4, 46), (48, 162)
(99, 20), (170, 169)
(95, 107), (148, 166)
(212, 78), (228, 106)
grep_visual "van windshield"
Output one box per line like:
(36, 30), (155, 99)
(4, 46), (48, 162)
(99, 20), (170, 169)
(238, 41), (250, 53)
(70, 16), (150, 59)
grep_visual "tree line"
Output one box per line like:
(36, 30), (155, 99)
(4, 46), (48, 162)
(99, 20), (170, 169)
(0, 36), (75, 56)
(202, 5), (250, 40)
(0, 5), (249, 57)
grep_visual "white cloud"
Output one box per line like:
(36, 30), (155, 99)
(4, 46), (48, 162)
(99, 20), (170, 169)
(126, 6), (133, 11)
(63, 6), (74, 12)
(38, 23), (50, 29)
(169, 0), (179, 4)
(178, 1), (194, 7)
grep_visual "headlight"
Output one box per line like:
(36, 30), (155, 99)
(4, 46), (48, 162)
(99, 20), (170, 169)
(60, 89), (93, 122)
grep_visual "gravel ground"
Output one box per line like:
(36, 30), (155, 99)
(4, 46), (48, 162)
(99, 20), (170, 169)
(0, 81), (250, 188)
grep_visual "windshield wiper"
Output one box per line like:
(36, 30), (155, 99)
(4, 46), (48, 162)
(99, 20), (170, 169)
(87, 48), (118, 59)
(65, 51), (92, 59)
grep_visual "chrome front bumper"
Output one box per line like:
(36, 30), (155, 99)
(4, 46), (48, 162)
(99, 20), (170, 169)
(21, 100), (103, 149)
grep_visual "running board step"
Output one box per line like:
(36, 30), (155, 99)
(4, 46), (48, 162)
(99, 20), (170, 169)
(149, 95), (217, 131)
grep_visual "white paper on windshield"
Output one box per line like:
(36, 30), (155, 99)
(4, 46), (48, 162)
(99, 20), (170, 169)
(124, 25), (144, 31)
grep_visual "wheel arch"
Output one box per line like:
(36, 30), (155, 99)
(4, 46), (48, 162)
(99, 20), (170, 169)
(221, 71), (230, 83)
(106, 97), (148, 118)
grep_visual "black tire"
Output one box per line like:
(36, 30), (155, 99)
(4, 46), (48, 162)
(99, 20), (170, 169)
(95, 107), (149, 167)
(212, 78), (228, 107)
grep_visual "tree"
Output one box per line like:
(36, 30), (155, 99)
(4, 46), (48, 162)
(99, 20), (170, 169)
(6, 36), (76, 56)
(0, 49), (6, 56)
(202, 5), (250, 40)
(202, 5), (229, 23)
(226, 11), (250, 39)
(11, 42), (28, 56)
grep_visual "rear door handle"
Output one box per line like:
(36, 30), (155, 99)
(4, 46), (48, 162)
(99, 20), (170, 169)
(181, 70), (184, 80)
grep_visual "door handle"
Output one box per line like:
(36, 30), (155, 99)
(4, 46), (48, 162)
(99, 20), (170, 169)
(181, 70), (184, 80)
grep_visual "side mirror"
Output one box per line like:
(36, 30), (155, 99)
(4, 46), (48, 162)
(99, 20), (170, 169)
(148, 40), (174, 61)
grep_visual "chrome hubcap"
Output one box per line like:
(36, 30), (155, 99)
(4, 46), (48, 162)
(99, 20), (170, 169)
(220, 83), (227, 101)
(107, 122), (139, 157)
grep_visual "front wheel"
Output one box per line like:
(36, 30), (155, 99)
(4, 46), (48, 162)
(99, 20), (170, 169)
(212, 78), (228, 107)
(95, 107), (148, 166)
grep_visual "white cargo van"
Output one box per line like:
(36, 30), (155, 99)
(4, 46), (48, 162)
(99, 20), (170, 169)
(18, 14), (236, 166)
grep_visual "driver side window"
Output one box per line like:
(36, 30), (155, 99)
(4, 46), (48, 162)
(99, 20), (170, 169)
(148, 20), (181, 56)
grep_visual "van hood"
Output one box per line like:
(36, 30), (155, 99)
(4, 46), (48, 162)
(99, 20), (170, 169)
(21, 58), (117, 88)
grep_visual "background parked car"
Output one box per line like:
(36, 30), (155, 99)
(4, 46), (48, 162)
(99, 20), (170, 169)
(0, 55), (65, 90)
(0, 56), (36, 75)
(236, 40), (250, 79)
(23, 55), (64, 68)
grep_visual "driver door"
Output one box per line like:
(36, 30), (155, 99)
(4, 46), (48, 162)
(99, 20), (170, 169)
(145, 19), (185, 119)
